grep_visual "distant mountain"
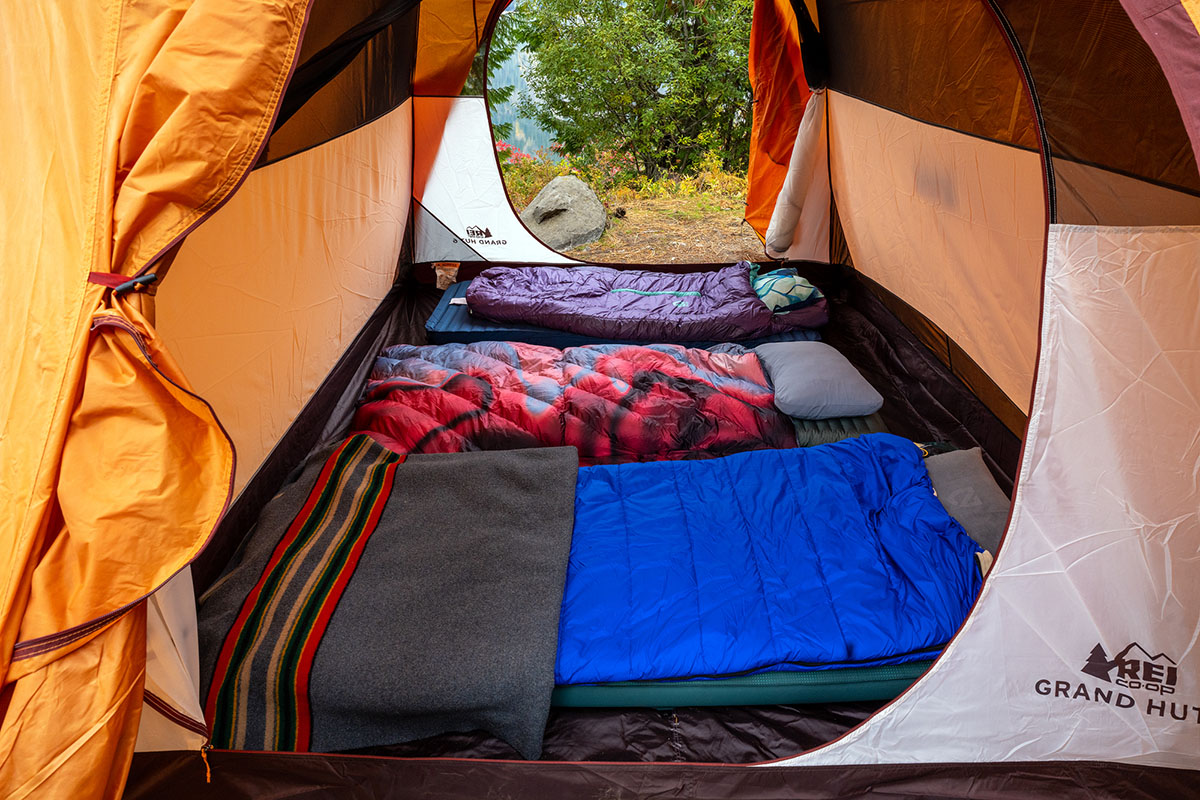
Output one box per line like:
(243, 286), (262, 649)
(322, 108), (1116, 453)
(488, 47), (558, 160)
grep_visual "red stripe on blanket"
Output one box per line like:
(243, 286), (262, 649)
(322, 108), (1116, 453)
(292, 454), (402, 750)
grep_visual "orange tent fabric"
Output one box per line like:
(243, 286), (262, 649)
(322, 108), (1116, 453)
(744, 0), (813, 237)
(0, 2), (309, 797)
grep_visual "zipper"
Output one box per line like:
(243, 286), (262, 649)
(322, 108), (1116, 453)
(91, 314), (158, 368)
(12, 315), (238, 662)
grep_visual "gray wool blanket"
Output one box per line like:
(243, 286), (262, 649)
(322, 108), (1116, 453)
(199, 434), (578, 759)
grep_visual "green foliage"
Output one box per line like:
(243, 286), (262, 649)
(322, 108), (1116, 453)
(464, 9), (524, 140)
(498, 146), (569, 208)
(510, 0), (753, 178)
(499, 146), (746, 210)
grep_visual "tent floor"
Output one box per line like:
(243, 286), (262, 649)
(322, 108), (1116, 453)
(126, 750), (1198, 799)
(344, 701), (881, 763)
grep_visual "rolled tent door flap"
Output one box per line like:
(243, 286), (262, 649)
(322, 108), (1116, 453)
(0, 1), (310, 797)
(765, 89), (830, 261)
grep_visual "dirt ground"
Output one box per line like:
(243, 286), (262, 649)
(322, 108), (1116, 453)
(562, 195), (768, 264)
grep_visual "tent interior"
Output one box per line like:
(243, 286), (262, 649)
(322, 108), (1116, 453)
(5, 0), (1199, 797)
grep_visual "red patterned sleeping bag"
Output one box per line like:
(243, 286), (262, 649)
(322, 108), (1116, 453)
(352, 342), (797, 465)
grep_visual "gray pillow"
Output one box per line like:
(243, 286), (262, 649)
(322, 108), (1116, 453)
(924, 447), (1012, 552)
(755, 341), (884, 419)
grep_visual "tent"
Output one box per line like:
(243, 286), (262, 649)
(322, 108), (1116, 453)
(1, 0), (1198, 796)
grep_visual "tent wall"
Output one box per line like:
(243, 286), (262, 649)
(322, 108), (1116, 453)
(782, 224), (1200, 768)
(997, 0), (1200, 226)
(778, 0), (1051, 418)
(159, 100), (413, 494)
(1053, 159), (1200, 227)
(414, 0), (503, 95)
(264, 0), (420, 165)
(817, 0), (1039, 150)
(827, 93), (1045, 410)
(1117, 0), (1200, 170)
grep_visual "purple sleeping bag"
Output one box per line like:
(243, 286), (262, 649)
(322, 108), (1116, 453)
(465, 262), (828, 343)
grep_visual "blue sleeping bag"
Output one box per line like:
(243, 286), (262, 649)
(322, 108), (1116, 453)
(556, 433), (982, 685)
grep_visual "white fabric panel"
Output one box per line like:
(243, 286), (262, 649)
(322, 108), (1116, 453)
(136, 570), (207, 752)
(160, 100), (411, 493)
(413, 96), (574, 264)
(780, 225), (1200, 768)
(765, 89), (831, 261)
(1054, 157), (1200, 226)
(828, 92), (1044, 409)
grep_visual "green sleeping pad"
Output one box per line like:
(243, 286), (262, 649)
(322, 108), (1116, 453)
(792, 411), (888, 448)
(551, 660), (931, 708)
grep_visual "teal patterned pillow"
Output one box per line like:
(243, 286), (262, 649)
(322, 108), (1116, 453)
(750, 265), (824, 313)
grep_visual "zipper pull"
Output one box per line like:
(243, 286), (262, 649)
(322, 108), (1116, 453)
(200, 743), (213, 784)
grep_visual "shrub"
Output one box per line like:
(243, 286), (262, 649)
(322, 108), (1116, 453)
(498, 144), (747, 210)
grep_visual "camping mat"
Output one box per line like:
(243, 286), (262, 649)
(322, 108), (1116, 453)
(550, 660), (929, 708)
(426, 279), (822, 348)
(198, 434), (578, 759)
(793, 410), (887, 447)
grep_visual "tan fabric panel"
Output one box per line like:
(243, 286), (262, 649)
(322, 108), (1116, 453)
(159, 100), (412, 493)
(1054, 158), (1200, 226)
(828, 92), (1044, 409)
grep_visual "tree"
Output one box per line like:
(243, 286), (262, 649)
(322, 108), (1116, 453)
(511, 0), (753, 177)
(464, 8), (523, 141)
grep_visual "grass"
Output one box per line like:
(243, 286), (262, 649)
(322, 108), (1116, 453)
(498, 145), (766, 264)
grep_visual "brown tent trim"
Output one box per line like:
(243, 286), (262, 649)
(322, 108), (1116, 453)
(981, 0), (1057, 223)
(124, 750), (1197, 799)
(259, 0), (420, 167)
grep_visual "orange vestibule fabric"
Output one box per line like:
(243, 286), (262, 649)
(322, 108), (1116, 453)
(414, 0), (505, 95)
(745, 0), (813, 238)
(0, 2), (309, 797)
(412, 0), (507, 199)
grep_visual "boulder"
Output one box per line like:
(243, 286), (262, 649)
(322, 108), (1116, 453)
(520, 175), (606, 250)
